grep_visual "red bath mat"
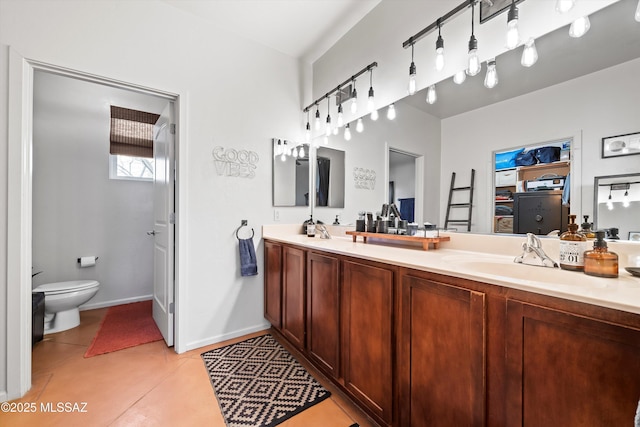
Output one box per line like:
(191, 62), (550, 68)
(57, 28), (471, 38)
(84, 300), (163, 358)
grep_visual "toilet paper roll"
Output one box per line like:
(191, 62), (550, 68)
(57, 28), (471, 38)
(79, 256), (97, 268)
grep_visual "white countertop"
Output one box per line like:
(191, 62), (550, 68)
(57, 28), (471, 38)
(263, 224), (640, 316)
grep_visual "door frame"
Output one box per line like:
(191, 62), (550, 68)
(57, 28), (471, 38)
(6, 50), (181, 399)
(385, 144), (424, 224)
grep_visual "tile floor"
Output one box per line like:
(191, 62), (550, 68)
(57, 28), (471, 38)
(1, 308), (377, 427)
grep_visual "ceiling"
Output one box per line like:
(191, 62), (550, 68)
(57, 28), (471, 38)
(401, 0), (640, 119)
(162, 0), (381, 63)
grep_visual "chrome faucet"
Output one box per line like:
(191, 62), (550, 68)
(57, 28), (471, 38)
(316, 224), (332, 239)
(514, 233), (558, 268)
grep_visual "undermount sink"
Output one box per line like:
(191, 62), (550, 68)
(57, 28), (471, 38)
(442, 254), (585, 285)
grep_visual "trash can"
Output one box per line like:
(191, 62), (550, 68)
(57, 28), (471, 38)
(32, 292), (45, 346)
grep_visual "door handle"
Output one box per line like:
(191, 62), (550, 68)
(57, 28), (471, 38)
(147, 230), (157, 236)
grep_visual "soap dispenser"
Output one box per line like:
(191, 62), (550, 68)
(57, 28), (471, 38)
(559, 214), (587, 271)
(580, 215), (596, 239)
(584, 231), (619, 278)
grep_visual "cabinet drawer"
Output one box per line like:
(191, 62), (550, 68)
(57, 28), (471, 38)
(496, 170), (516, 186)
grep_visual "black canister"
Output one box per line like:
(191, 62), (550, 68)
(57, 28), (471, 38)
(367, 220), (377, 233)
(377, 220), (389, 234)
(356, 219), (366, 232)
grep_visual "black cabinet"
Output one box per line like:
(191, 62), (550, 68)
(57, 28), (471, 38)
(513, 191), (568, 235)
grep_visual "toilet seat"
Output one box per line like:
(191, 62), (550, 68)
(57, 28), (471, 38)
(33, 280), (99, 296)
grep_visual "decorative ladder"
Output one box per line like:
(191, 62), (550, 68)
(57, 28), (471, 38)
(444, 169), (475, 232)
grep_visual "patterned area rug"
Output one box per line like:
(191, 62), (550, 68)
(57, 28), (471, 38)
(201, 334), (331, 427)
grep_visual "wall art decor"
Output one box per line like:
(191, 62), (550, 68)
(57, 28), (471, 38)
(601, 132), (640, 159)
(353, 167), (376, 190)
(212, 146), (259, 178)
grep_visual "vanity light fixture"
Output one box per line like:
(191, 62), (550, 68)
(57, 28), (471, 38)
(314, 103), (321, 131)
(408, 41), (417, 95)
(387, 104), (397, 120)
(356, 118), (364, 133)
(484, 58), (498, 88)
(453, 70), (467, 84)
(521, 38), (538, 67)
(467, 0), (481, 76)
(556, 0), (575, 14)
(350, 78), (358, 114)
(426, 84), (437, 104)
(435, 19), (445, 72)
(506, 0), (520, 50)
(344, 123), (352, 141)
(569, 16), (590, 38)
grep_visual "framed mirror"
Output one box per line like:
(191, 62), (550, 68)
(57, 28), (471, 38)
(594, 173), (640, 240)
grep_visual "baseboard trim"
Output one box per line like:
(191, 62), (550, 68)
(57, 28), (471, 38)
(79, 295), (153, 311)
(0, 390), (8, 403)
(183, 322), (271, 352)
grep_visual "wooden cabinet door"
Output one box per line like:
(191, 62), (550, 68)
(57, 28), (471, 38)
(342, 259), (394, 426)
(307, 252), (340, 379)
(399, 273), (487, 427)
(281, 246), (305, 349)
(506, 300), (640, 427)
(264, 241), (282, 329)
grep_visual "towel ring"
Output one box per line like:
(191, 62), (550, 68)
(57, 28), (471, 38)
(236, 225), (255, 240)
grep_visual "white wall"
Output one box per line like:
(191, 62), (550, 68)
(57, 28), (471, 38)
(32, 71), (168, 308)
(0, 45), (9, 401)
(389, 152), (416, 203)
(0, 0), (307, 385)
(441, 57), (640, 233)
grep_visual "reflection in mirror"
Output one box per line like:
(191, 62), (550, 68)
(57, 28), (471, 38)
(272, 139), (310, 207)
(315, 147), (345, 208)
(594, 173), (640, 241)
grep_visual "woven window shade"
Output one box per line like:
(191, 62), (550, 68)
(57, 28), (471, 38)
(110, 106), (160, 159)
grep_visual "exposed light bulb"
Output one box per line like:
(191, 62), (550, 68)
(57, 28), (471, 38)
(325, 114), (332, 137)
(344, 124), (352, 141)
(623, 190), (630, 208)
(370, 108), (379, 121)
(350, 86), (358, 114)
(337, 104), (344, 127)
(314, 107), (321, 131)
(607, 195), (614, 210)
(453, 70), (467, 84)
(426, 85), (437, 105)
(521, 38), (538, 67)
(299, 146), (305, 158)
(467, 36), (480, 76)
(323, 136), (329, 145)
(484, 59), (498, 89)
(292, 147), (298, 158)
(569, 16), (590, 38)
(367, 87), (375, 112)
(408, 63), (417, 95)
(387, 104), (396, 120)
(506, 1), (520, 50)
(275, 140), (282, 156)
(556, 0), (575, 14)
(280, 152), (286, 162)
(356, 118), (364, 133)
(636, 0), (640, 22)
(435, 34), (445, 71)
(305, 122), (311, 142)
(332, 125), (339, 136)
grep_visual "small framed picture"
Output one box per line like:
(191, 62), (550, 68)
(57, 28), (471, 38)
(602, 132), (640, 158)
(629, 231), (640, 242)
(480, 0), (524, 24)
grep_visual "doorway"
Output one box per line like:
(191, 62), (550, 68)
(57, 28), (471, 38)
(6, 54), (179, 399)
(388, 148), (423, 224)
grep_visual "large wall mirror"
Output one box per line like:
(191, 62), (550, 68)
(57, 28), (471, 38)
(594, 173), (640, 241)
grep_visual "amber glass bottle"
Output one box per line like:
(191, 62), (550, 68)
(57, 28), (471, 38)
(584, 231), (619, 278)
(559, 214), (587, 271)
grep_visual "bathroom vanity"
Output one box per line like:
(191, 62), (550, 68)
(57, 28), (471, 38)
(263, 225), (640, 427)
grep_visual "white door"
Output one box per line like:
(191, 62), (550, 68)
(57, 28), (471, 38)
(151, 103), (175, 346)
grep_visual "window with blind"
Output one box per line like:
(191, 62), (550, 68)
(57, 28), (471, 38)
(109, 106), (160, 181)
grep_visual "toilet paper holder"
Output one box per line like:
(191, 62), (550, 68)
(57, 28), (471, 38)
(77, 256), (99, 263)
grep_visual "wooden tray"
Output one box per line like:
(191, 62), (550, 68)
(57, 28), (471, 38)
(345, 231), (450, 251)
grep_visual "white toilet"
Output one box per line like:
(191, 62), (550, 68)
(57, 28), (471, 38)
(32, 280), (100, 334)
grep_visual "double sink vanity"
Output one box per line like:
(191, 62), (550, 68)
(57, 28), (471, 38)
(263, 224), (640, 427)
